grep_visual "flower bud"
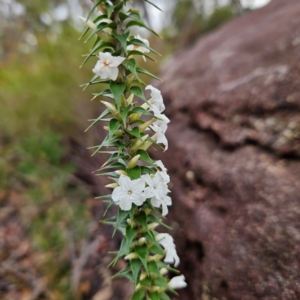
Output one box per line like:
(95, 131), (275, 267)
(101, 101), (122, 122)
(139, 119), (155, 133)
(101, 101), (117, 114)
(79, 16), (97, 30)
(128, 155), (140, 169)
(149, 286), (160, 293)
(116, 170), (127, 176)
(141, 102), (149, 110)
(103, 126), (109, 130)
(142, 208), (152, 215)
(139, 141), (153, 151)
(129, 113), (140, 124)
(140, 272), (147, 280)
(126, 75), (135, 91)
(120, 94), (126, 107)
(124, 253), (139, 260)
(114, 130), (123, 137)
(147, 254), (164, 263)
(127, 218), (137, 228)
(160, 268), (168, 276)
(127, 93), (134, 105)
(147, 222), (159, 231)
(130, 135), (149, 154)
(137, 237), (146, 246)
(105, 183), (118, 189)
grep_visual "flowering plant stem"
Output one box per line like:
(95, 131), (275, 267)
(79, 0), (187, 299)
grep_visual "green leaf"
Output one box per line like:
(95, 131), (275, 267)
(112, 265), (131, 279)
(130, 107), (154, 117)
(153, 277), (169, 289)
(85, 108), (110, 132)
(120, 104), (131, 125)
(141, 166), (155, 175)
(119, 11), (129, 21)
(85, 21), (117, 43)
(126, 225), (138, 248)
(135, 245), (148, 273)
(128, 39), (161, 56)
(81, 41), (114, 67)
(108, 118), (121, 140)
(148, 261), (160, 277)
(110, 82), (126, 108)
(113, 31), (130, 50)
(137, 150), (154, 165)
(126, 20), (161, 37)
(103, 199), (114, 216)
(129, 204), (136, 221)
(147, 214), (172, 230)
(129, 86), (148, 102)
(126, 127), (141, 139)
(143, 0), (162, 11)
(130, 259), (142, 285)
(140, 277), (152, 287)
(127, 166), (141, 180)
(160, 293), (171, 300)
(86, 0), (106, 21)
(113, 209), (129, 236)
(149, 244), (165, 256)
(105, 2), (114, 18)
(122, 59), (140, 80)
(148, 292), (159, 300)
(131, 289), (145, 300)
(136, 67), (161, 81)
(135, 211), (148, 232)
(127, 50), (155, 62)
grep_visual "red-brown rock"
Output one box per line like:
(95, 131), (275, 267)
(154, 0), (300, 299)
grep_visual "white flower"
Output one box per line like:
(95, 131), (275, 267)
(169, 275), (187, 290)
(92, 52), (125, 81)
(151, 111), (170, 151)
(154, 160), (170, 184)
(146, 85), (165, 113)
(156, 233), (180, 267)
(142, 172), (172, 216)
(127, 35), (150, 54)
(112, 175), (146, 211)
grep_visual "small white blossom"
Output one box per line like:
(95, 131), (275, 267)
(146, 85), (165, 113)
(92, 52), (125, 81)
(151, 111), (170, 151)
(156, 233), (180, 267)
(112, 175), (146, 211)
(154, 160), (170, 184)
(169, 275), (187, 290)
(142, 172), (171, 216)
(127, 35), (150, 55)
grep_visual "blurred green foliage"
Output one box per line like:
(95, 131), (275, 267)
(0, 23), (95, 298)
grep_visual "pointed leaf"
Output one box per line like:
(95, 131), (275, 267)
(110, 82), (126, 108)
(127, 166), (141, 180)
(135, 244), (148, 272)
(137, 150), (154, 165)
(113, 31), (130, 50)
(128, 39), (161, 56)
(129, 86), (148, 102)
(136, 67), (161, 81)
(131, 289), (145, 300)
(135, 211), (148, 232)
(130, 259), (142, 285)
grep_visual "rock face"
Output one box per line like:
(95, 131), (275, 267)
(154, 0), (300, 299)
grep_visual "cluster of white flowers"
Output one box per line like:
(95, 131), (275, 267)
(112, 160), (172, 215)
(80, 12), (187, 289)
